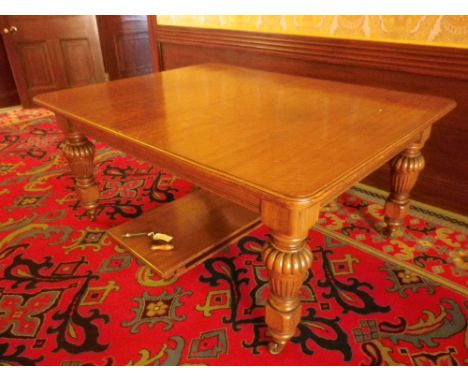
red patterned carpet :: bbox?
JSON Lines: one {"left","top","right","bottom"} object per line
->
{"left": 0, "top": 108, "right": 467, "bottom": 365}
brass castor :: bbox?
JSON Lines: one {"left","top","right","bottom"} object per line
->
{"left": 86, "top": 209, "right": 97, "bottom": 221}
{"left": 268, "top": 341, "right": 285, "bottom": 355}
{"left": 382, "top": 217, "right": 403, "bottom": 238}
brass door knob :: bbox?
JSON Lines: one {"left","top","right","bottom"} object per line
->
{"left": 2, "top": 26, "right": 18, "bottom": 35}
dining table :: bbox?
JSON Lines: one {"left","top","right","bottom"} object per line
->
{"left": 34, "top": 63, "right": 456, "bottom": 355}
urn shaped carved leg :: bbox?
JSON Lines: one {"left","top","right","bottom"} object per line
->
{"left": 260, "top": 200, "right": 318, "bottom": 355}
{"left": 57, "top": 115, "right": 99, "bottom": 220}
{"left": 384, "top": 129, "right": 430, "bottom": 236}
{"left": 262, "top": 235, "right": 312, "bottom": 354}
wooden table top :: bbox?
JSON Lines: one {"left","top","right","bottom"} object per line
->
{"left": 34, "top": 64, "right": 455, "bottom": 206}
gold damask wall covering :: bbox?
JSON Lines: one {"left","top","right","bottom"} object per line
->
{"left": 157, "top": 16, "right": 468, "bottom": 48}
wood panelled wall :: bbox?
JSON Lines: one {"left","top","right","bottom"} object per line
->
{"left": 151, "top": 25, "right": 468, "bottom": 216}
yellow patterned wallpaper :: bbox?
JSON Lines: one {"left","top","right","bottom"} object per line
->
{"left": 157, "top": 15, "right": 468, "bottom": 49}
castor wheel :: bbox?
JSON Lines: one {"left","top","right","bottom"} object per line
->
{"left": 86, "top": 208, "right": 97, "bottom": 222}
{"left": 268, "top": 341, "right": 285, "bottom": 355}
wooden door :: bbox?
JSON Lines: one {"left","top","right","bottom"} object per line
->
{"left": 0, "top": 37, "right": 19, "bottom": 108}
{"left": 96, "top": 16, "right": 152, "bottom": 80}
{"left": 0, "top": 16, "right": 105, "bottom": 107}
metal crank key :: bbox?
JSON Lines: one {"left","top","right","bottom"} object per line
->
{"left": 121, "top": 231, "right": 174, "bottom": 251}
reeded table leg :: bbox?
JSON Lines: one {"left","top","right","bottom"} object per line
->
{"left": 260, "top": 200, "right": 318, "bottom": 355}
{"left": 57, "top": 115, "right": 99, "bottom": 220}
{"left": 384, "top": 128, "right": 431, "bottom": 236}
{"left": 262, "top": 233, "right": 312, "bottom": 354}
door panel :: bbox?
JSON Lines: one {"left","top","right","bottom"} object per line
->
{"left": 60, "top": 39, "right": 95, "bottom": 86}
{"left": 0, "top": 37, "right": 19, "bottom": 107}
{"left": 1, "top": 16, "right": 105, "bottom": 107}
{"left": 115, "top": 31, "right": 151, "bottom": 77}
{"left": 97, "top": 16, "right": 152, "bottom": 80}
{"left": 19, "top": 41, "right": 56, "bottom": 90}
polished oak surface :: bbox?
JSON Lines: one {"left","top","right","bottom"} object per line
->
{"left": 34, "top": 64, "right": 455, "bottom": 206}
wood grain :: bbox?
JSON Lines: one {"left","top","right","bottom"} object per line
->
{"left": 150, "top": 25, "right": 468, "bottom": 215}
{"left": 34, "top": 64, "right": 455, "bottom": 209}
{"left": 108, "top": 189, "right": 260, "bottom": 279}
{"left": 154, "top": 25, "right": 468, "bottom": 81}
{"left": 97, "top": 16, "right": 152, "bottom": 80}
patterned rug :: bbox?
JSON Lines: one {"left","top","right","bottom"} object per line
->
{"left": 0, "top": 109, "right": 467, "bottom": 366}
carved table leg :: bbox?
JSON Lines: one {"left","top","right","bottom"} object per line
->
{"left": 262, "top": 233, "right": 312, "bottom": 354}
{"left": 260, "top": 201, "right": 318, "bottom": 354}
{"left": 57, "top": 115, "right": 99, "bottom": 220}
{"left": 384, "top": 128, "right": 430, "bottom": 236}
